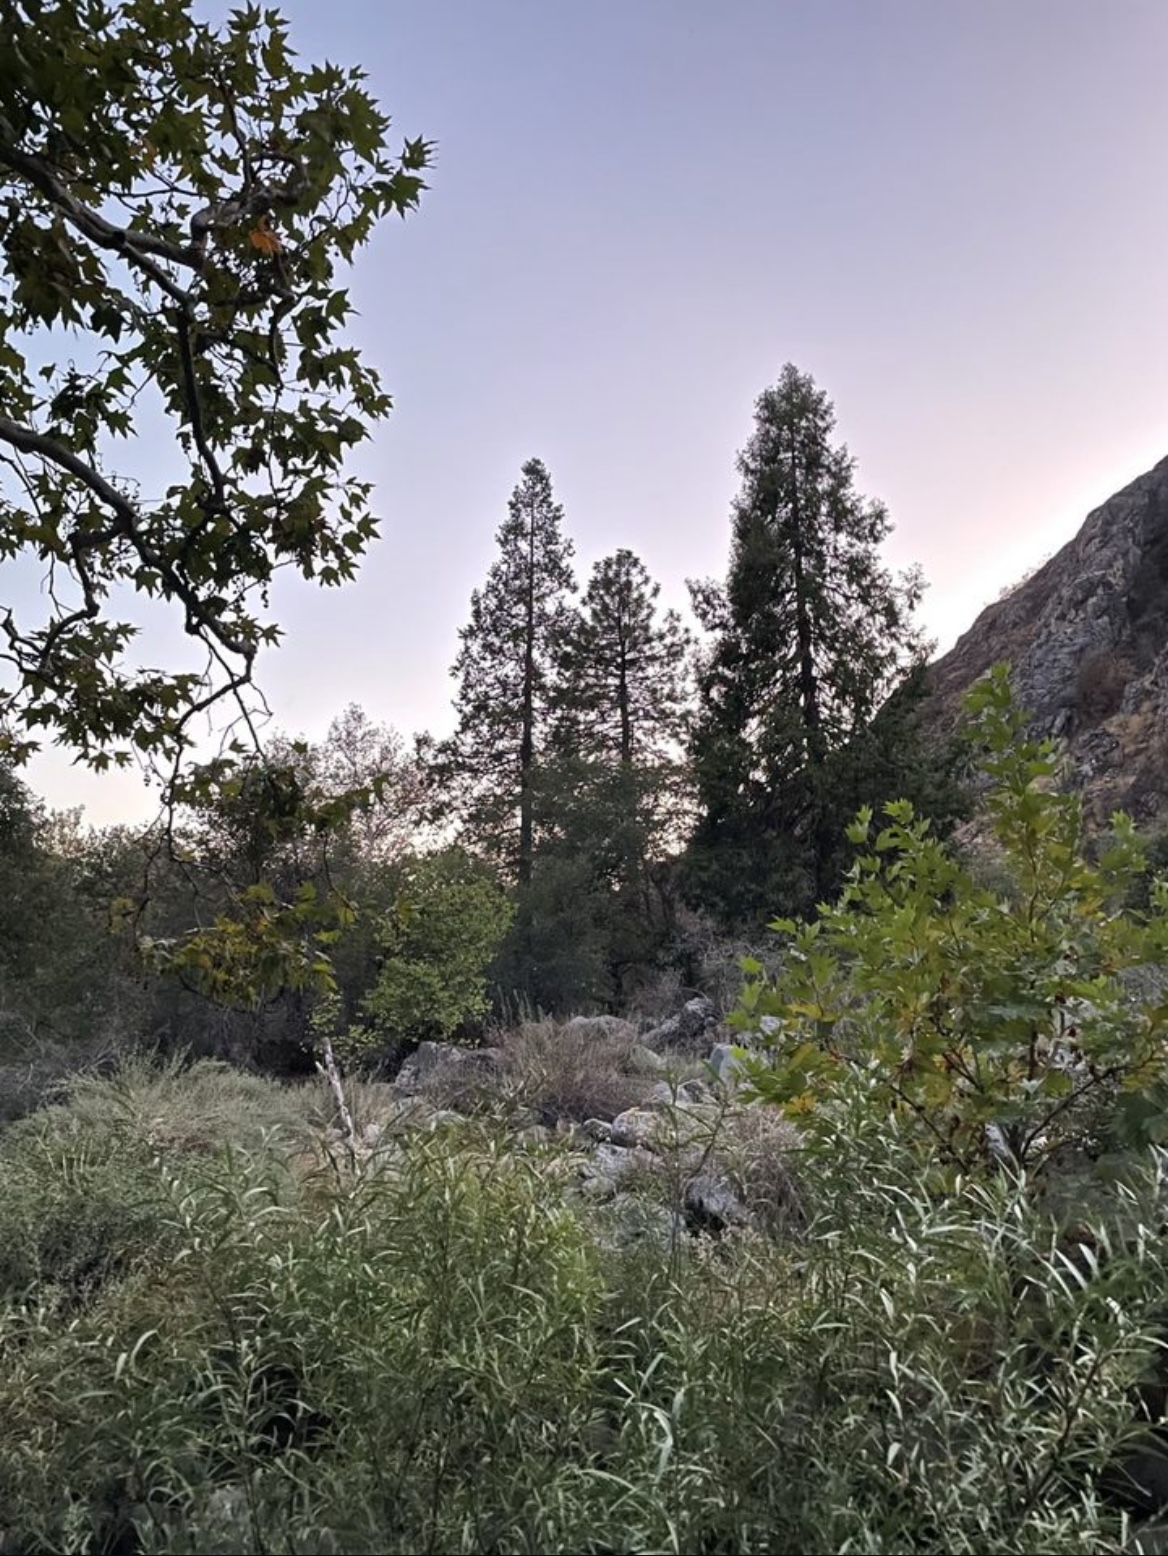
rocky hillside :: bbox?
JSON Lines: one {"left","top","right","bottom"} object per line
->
{"left": 926, "top": 453, "right": 1168, "bottom": 828}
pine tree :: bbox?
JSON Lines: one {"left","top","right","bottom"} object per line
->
{"left": 558, "top": 549, "right": 693, "bottom": 768}
{"left": 539, "top": 550, "right": 695, "bottom": 1001}
{"left": 442, "top": 458, "right": 575, "bottom": 885}
{"left": 687, "top": 364, "right": 928, "bottom": 924}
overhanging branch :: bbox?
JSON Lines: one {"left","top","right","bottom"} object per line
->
{"left": 0, "top": 413, "right": 253, "bottom": 665}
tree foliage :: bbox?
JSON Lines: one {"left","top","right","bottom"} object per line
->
{"left": 347, "top": 848, "right": 513, "bottom": 1051}
{"left": 440, "top": 457, "right": 575, "bottom": 884}
{"left": 0, "top": 0, "right": 429, "bottom": 778}
{"left": 737, "top": 666, "right": 1168, "bottom": 1178}
{"left": 687, "top": 364, "right": 928, "bottom": 924}
{"left": 0, "top": 770, "right": 140, "bottom": 1047}
{"left": 0, "top": 0, "right": 430, "bottom": 1006}
{"left": 530, "top": 549, "right": 695, "bottom": 1005}
{"left": 557, "top": 548, "right": 692, "bottom": 769}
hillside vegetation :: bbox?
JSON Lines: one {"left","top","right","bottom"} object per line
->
{"left": 3, "top": 675, "right": 1168, "bottom": 1554}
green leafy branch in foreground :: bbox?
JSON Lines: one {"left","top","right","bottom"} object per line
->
{"left": 0, "top": 0, "right": 430, "bottom": 776}
{"left": 735, "top": 664, "right": 1168, "bottom": 1176}
{"left": 2, "top": 1060, "right": 1167, "bottom": 1553}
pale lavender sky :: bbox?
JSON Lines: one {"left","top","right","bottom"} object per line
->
{"left": 22, "top": 0, "right": 1168, "bottom": 822}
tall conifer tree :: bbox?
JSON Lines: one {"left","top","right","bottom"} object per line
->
{"left": 687, "top": 364, "right": 927, "bottom": 924}
{"left": 536, "top": 549, "right": 694, "bottom": 1000}
{"left": 443, "top": 458, "right": 575, "bottom": 884}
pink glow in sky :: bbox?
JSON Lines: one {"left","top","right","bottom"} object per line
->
{"left": 17, "top": 0, "right": 1168, "bottom": 823}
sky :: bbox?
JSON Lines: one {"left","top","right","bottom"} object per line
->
{"left": 16, "top": 0, "right": 1168, "bottom": 824}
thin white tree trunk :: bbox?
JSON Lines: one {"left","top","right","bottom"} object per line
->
{"left": 316, "top": 1031, "right": 358, "bottom": 1158}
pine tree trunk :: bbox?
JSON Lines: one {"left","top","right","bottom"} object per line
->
{"left": 788, "top": 433, "right": 831, "bottom": 899}
{"left": 518, "top": 504, "right": 536, "bottom": 887}
{"left": 616, "top": 624, "right": 643, "bottom": 894}
{"left": 617, "top": 629, "right": 632, "bottom": 768}
{"left": 788, "top": 437, "right": 823, "bottom": 768}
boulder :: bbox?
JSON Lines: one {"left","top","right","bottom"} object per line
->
{"left": 580, "top": 1173, "right": 618, "bottom": 1202}
{"left": 610, "top": 1101, "right": 721, "bottom": 1153}
{"left": 608, "top": 1106, "right": 661, "bottom": 1150}
{"left": 580, "top": 1142, "right": 659, "bottom": 1191}
{"left": 644, "top": 1078, "right": 713, "bottom": 1107}
{"left": 589, "top": 1192, "right": 683, "bottom": 1253}
{"left": 680, "top": 1077, "right": 716, "bottom": 1104}
{"left": 625, "top": 1043, "right": 668, "bottom": 1076}
{"left": 709, "top": 1042, "right": 750, "bottom": 1088}
{"left": 684, "top": 1172, "right": 752, "bottom": 1233}
{"left": 641, "top": 996, "right": 717, "bottom": 1053}
{"left": 394, "top": 1041, "right": 501, "bottom": 1096}
{"left": 561, "top": 1015, "right": 639, "bottom": 1044}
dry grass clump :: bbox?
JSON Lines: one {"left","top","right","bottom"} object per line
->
{"left": 369, "top": 1018, "right": 653, "bottom": 1126}
{"left": 714, "top": 1105, "right": 806, "bottom": 1234}
{"left": 403, "top": 1049, "right": 508, "bottom": 1116}
{"left": 495, "top": 1018, "right": 654, "bottom": 1125}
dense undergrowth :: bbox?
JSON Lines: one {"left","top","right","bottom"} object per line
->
{"left": 6, "top": 673, "right": 1168, "bottom": 1553}
{"left": 1, "top": 1058, "right": 1167, "bottom": 1555}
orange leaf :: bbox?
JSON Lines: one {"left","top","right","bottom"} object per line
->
{"left": 249, "top": 217, "right": 282, "bottom": 256}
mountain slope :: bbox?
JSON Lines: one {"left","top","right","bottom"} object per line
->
{"left": 926, "top": 454, "right": 1168, "bottom": 827}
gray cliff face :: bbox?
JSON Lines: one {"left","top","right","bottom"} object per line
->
{"left": 926, "top": 454, "right": 1168, "bottom": 827}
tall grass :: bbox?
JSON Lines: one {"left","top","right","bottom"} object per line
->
{"left": 0, "top": 1063, "right": 1164, "bottom": 1553}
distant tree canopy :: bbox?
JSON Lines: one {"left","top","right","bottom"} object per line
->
{"left": 0, "top": 0, "right": 429, "bottom": 784}
{"left": 428, "top": 390, "right": 967, "bottom": 1011}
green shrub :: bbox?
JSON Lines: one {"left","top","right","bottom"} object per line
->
{"left": 0, "top": 1077, "right": 1162, "bottom": 1553}
{"left": 736, "top": 665, "right": 1168, "bottom": 1177}
{"left": 0, "top": 1127, "right": 620, "bottom": 1554}
{"left": 347, "top": 848, "right": 514, "bottom": 1054}
{"left": 28, "top": 1053, "right": 317, "bottom": 1154}
{"left": 0, "top": 1057, "right": 312, "bottom": 1304}
{"left": 577, "top": 1109, "right": 1167, "bottom": 1554}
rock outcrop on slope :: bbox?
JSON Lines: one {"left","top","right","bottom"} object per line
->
{"left": 926, "top": 454, "right": 1168, "bottom": 828}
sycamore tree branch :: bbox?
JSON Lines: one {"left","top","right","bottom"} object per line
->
{"left": 0, "top": 413, "right": 254, "bottom": 666}
{"left": 0, "top": 123, "right": 197, "bottom": 306}
{"left": 175, "top": 312, "right": 227, "bottom": 511}
{"left": 0, "top": 112, "right": 308, "bottom": 307}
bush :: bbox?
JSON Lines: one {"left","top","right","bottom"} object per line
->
{"left": 652, "top": 904, "right": 787, "bottom": 1017}
{"left": 578, "top": 1109, "right": 1168, "bottom": 1555}
{"left": 28, "top": 1053, "right": 316, "bottom": 1154}
{"left": 0, "top": 1128, "right": 617, "bottom": 1555}
{"left": 0, "top": 1057, "right": 313, "bottom": 1304}
{"left": 737, "top": 666, "right": 1168, "bottom": 1178}
{"left": 1076, "top": 647, "right": 1130, "bottom": 723}
{"left": 348, "top": 848, "right": 513, "bottom": 1055}
{"left": 0, "top": 1054, "right": 1163, "bottom": 1553}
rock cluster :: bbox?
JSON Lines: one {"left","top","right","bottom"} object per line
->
{"left": 329, "top": 999, "right": 798, "bottom": 1255}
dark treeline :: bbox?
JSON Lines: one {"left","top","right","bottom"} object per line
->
{"left": 0, "top": 365, "right": 970, "bottom": 1095}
